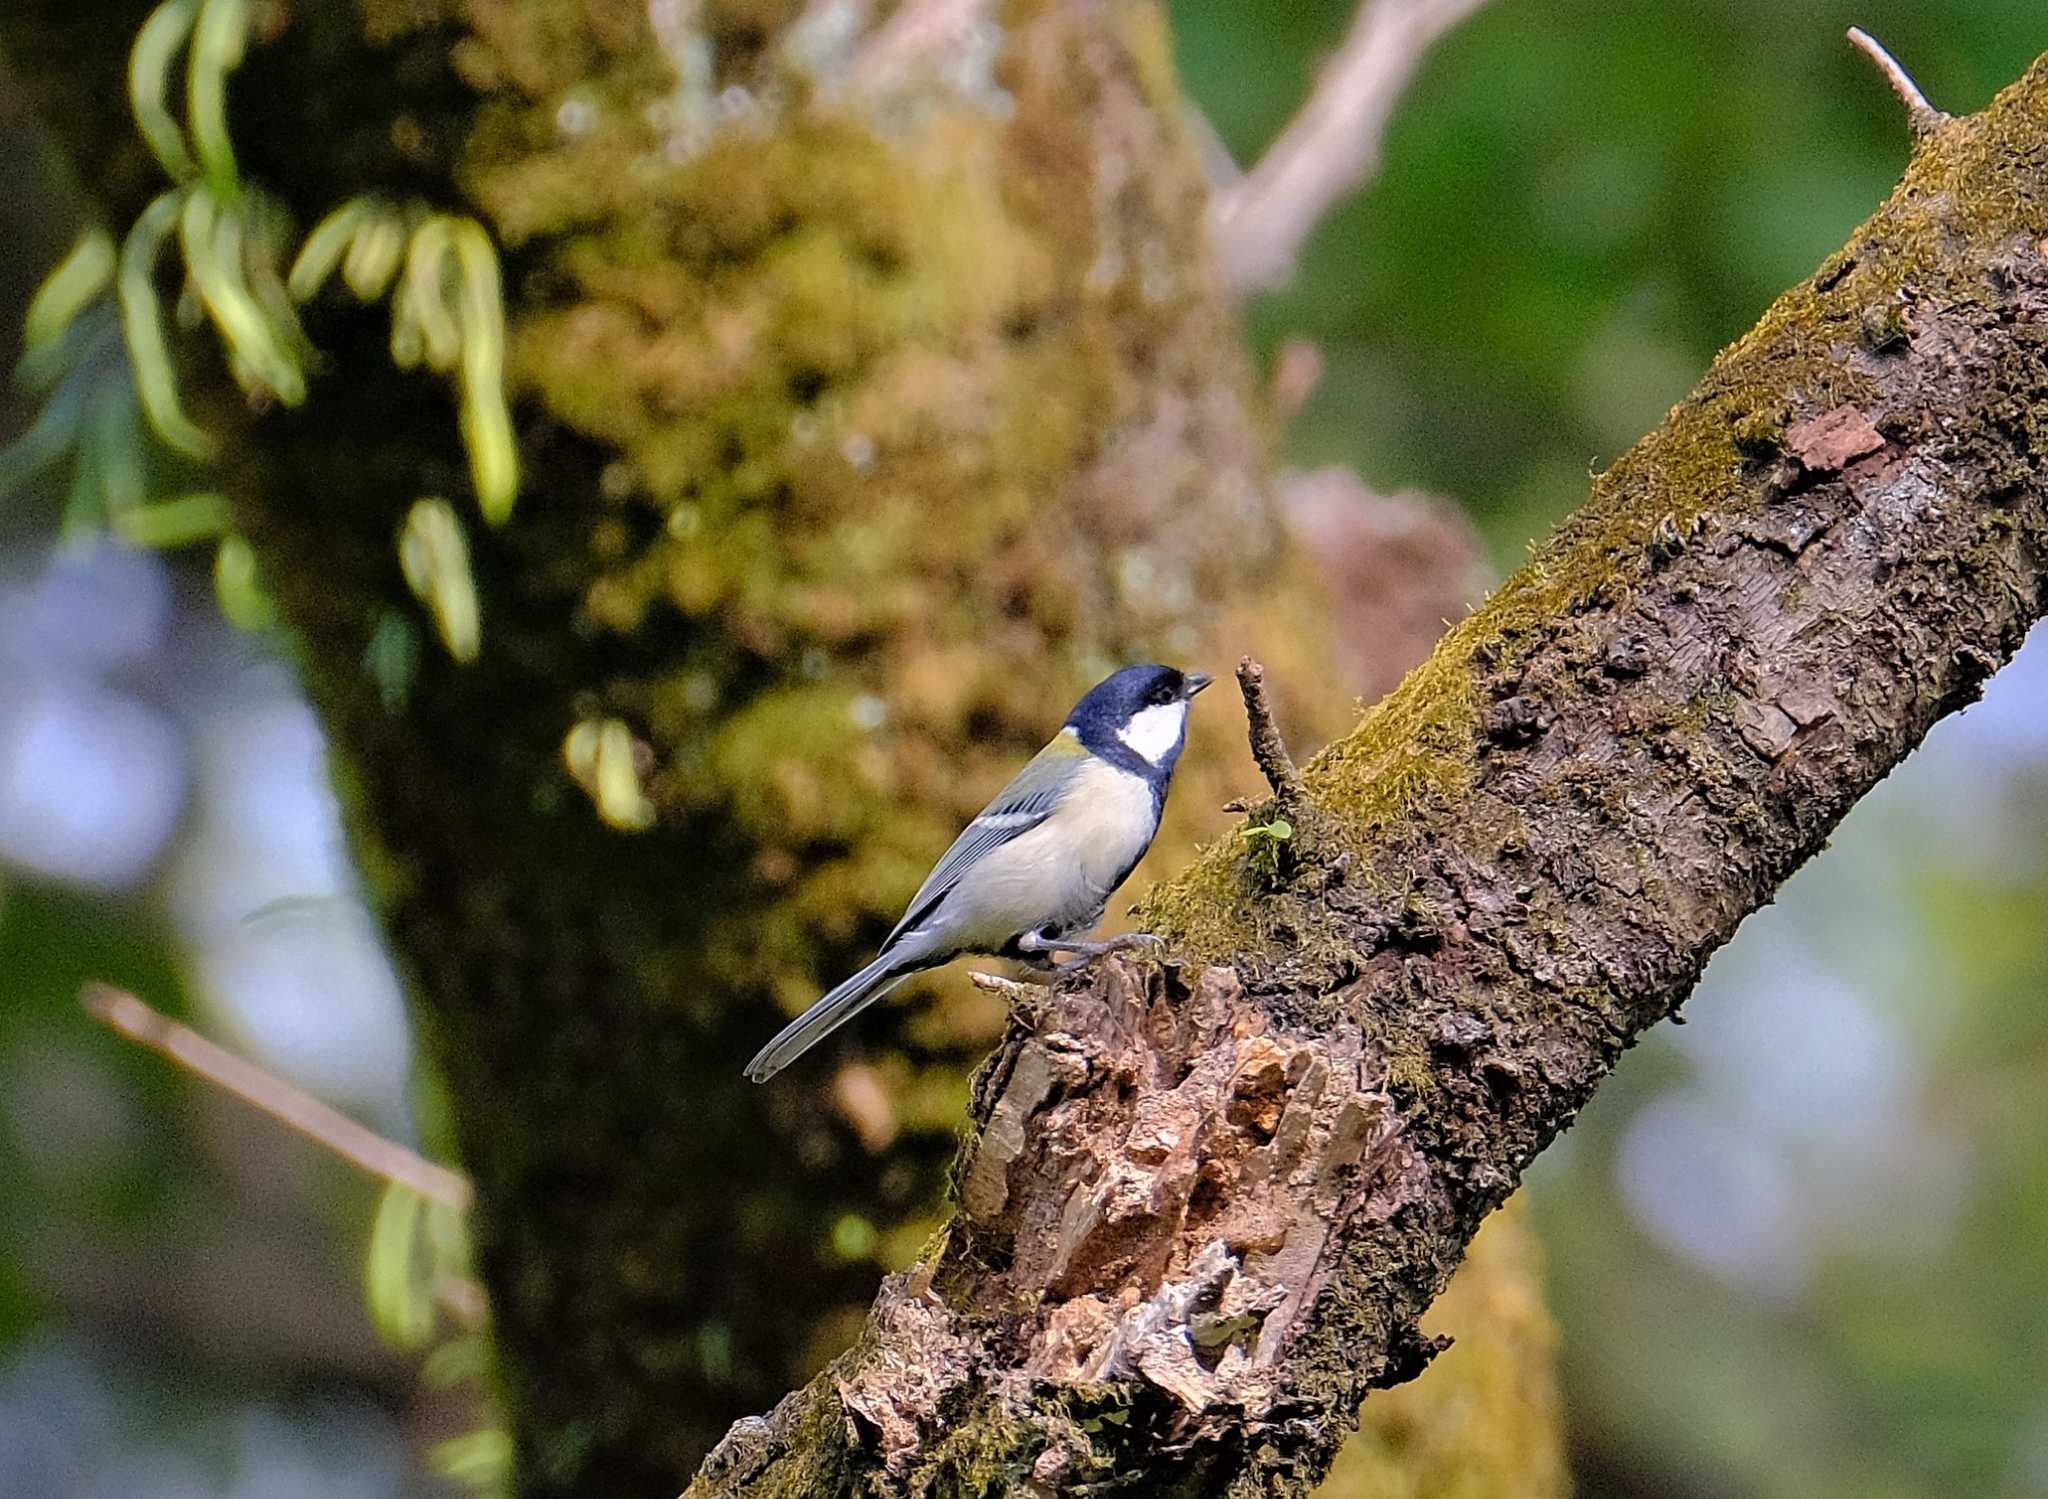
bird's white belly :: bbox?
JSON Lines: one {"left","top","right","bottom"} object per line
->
{"left": 939, "top": 758, "right": 1156, "bottom": 950}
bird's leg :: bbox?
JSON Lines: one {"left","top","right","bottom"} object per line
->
{"left": 1005, "top": 929, "right": 1066, "bottom": 984}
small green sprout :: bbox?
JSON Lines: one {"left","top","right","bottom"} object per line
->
{"left": 1242, "top": 816, "right": 1293, "bottom": 877}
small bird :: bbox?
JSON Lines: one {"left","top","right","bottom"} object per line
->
{"left": 745, "top": 663, "right": 1213, "bottom": 1082}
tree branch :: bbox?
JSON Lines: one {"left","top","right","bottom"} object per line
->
{"left": 82, "top": 982, "right": 475, "bottom": 1211}
{"left": 1212, "top": 0, "right": 1491, "bottom": 291}
{"left": 689, "top": 50, "right": 2048, "bottom": 1497}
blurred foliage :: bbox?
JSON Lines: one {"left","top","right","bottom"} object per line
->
{"left": 1326, "top": 1198, "right": 1569, "bottom": 1499}
{"left": 1526, "top": 758, "right": 2048, "bottom": 1498}
{"left": 0, "top": 882, "right": 188, "bottom": 1347}
{"left": 1174, "top": 0, "right": 2045, "bottom": 559}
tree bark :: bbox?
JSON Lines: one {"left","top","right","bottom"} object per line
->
{"left": 1, "top": 1, "right": 1559, "bottom": 1495}
{"left": 683, "top": 51, "right": 2048, "bottom": 1497}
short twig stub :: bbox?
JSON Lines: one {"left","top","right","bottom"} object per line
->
{"left": 1847, "top": 27, "right": 1948, "bottom": 138}
{"left": 1236, "top": 656, "right": 1304, "bottom": 806}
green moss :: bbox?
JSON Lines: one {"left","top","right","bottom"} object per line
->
{"left": 1379, "top": 1037, "right": 1438, "bottom": 1107}
{"left": 1134, "top": 830, "right": 1262, "bottom": 962}
{"left": 917, "top": 1411, "right": 1045, "bottom": 1498}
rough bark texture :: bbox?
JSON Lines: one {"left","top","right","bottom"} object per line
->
{"left": 1313, "top": 1198, "right": 1563, "bottom": 1499}
{"left": 1, "top": 1, "right": 1553, "bottom": 1495}
{"left": 683, "top": 52, "right": 2048, "bottom": 1497}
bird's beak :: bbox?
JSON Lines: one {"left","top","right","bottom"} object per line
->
{"left": 1184, "top": 672, "right": 1214, "bottom": 699}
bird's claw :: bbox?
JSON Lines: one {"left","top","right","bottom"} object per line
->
{"left": 1046, "top": 931, "right": 1164, "bottom": 976}
{"left": 1072, "top": 931, "right": 1165, "bottom": 956}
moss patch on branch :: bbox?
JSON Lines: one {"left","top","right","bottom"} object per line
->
{"left": 1146, "top": 51, "right": 2048, "bottom": 974}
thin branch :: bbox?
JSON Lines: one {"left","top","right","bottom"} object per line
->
{"left": 1847, "top": 27, "right": 1948, "bottom": 137}
{"left": 1236, "top": 655, "right": 1303, "bottom": 806}
{"left": 1180, "top": 102, "right": 1245, "bottom": 191}
{"left": 81, "top": 982, "right": 475, "bottom": 1211}
{"left": 1267, "top": 338, "right": 1324, "bottom": 428}
{"left": 1212, "top": 0, "right": 1490, "bottom": 291}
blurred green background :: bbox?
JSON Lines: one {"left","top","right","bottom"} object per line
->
{"left": 1, "top": 2, "right": 2043, "bottom": 1495}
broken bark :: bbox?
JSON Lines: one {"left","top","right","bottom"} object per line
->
{"left": 687, "top": 51, "right": 2048, "bottom": 1497}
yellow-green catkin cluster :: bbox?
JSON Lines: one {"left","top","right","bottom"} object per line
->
{"left": 8, "top": 0, "right": 521, "bottom": 660}
{"left": 290, "top": 198, "right": 521, "bottom": 524}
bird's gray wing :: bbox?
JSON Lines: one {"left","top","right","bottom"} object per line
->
{"left": 885, "top": 732, "right": 1087, "bottom": 944}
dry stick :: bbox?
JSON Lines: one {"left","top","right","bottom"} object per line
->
{"left": 968, "top": 971, "right": 1039, "bottom": 1003}
{"left": 1236, "top": 655, "right": 1304, "bottom": 809}
{"left": 1212, "top": 0, "right": 1491, "bottom": 291}
{"left": 1847, "top": 27, "right": 1948, "bottom": 137}
{"left": 80, "top": 982, "right": 475, "bottom": 1212}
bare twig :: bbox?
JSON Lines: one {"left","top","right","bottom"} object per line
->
{"left": 1236, "top": 656, "right": 1303, "bottom": 806}
{"left": 1847, "top": 27, "right": 1948, "bottom": 137}
{"left": 1180, "top": 102, "right": 1246, "bottom": 191}
{"left": 850, "top": 0, "right": 990, "bottom": 90}
{"left": 1212, "top": 0, "right": 1490, "bottom": 291}
{"left": 968, "top": 970, "right": 1040, "bottom": 1003}
{"left": 81, "top": 982, "right": 474, "bottom": 1211}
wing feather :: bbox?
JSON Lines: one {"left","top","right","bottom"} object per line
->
{"left": 886, "top": 733, "right": 1084, "bottom": 942}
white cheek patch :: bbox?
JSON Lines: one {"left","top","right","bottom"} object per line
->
{"left": 1117, "top": 701, "right": 1187, "bottom": 765}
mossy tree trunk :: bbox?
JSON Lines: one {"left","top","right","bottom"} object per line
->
{"left": 680, "top": 49, "right": 2048, "bottom": 1499}
{"left": 3, "top": 1, "right": 1565, "bottom": 1495}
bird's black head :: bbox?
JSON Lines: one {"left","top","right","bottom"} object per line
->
{"left": 1065, "top": 664, "right": 1213, "bottom": 778}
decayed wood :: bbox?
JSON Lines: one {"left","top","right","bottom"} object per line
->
{"left": 689, "top": 51, "right": 2048, "bottom": 1497}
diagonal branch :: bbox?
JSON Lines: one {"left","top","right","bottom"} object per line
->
{"left": 1213, "top": 0, "right": 1491, "bottom": 291}
{"left": 83, "top": 982, "right": 475, "bottom": 1211}
{"left": 689, "top": 50, "right": 2048, "bottom": 1498}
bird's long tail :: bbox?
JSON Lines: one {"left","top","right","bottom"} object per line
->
{"left": 744, "top": 939, "right": 936, "bottom": 1083}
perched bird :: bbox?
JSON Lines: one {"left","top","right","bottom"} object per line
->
{"left": 745, "top": 663, "right": 1213, "bottom": 1082}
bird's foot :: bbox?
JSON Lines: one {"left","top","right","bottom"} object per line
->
{"left": 1013, "top": 929, "right": 1163, "bottom": 981}
{"left": 1021, "top": 931, "right": 1164, "bottom": 977}
{"left": 1053, "top": 931, "right": 1164, "bottom": 960}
